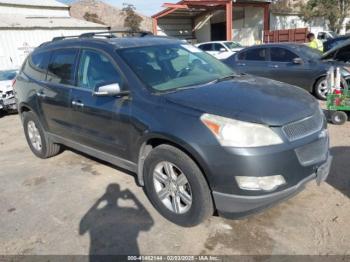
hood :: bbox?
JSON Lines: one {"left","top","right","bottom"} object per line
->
{"left": 322, "top": 39, "right": 350, "bottom": 60}
{"left": 0, "top": 80, "right": 13, "bottom": 93}
{"left": 164, "top": 75, "right": 319, "bottom": 126}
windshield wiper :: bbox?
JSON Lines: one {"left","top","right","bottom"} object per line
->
{"left": 214, "top": 73, "right": 238, "bottom": 83}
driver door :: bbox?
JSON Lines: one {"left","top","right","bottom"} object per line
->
{"left": 70, "top": 48, "right": 131, "bottom": 159}
{"left": 267, "top": 47, "right": 311, "bottom": 89}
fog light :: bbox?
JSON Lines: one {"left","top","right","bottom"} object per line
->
{"left": 235, "top": 175, "right": 286, "bottom": 191}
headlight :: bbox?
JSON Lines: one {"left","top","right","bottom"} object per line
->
{"left": 235, "top": 175, "right": 286, "bottom": 191}
{"left": 200, "top": 113, "right": 283, "bottom": 147}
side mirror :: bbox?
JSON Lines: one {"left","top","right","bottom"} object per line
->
{"left": 93, "top": 83, "right": 123, "bottom": 96}
{"left": 293, "top": 58, "right": 303, "bottom": 65}
{"left": 219, "top": 48, "right": 226, "bottom": 53}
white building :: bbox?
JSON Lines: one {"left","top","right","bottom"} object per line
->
{"left": 0, "top": 0, "right": 108, "bottom": 70}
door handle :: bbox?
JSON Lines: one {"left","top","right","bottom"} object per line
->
{"left": 269, "top": 64, "right": 279, "bottom": 68}
{"left": 36, "top": 91, "right": 46, "bottom": 98}
{"left": 72, "top": 100, "right": 84, "bottom": 107}
{"left": 236, "top": 63, "right": 246, "bottom": 66}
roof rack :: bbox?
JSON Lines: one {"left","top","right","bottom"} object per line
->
{"left": 51, "top": 30, "right": 153, "bottom": 42}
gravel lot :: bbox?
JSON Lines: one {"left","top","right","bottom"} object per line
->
{"left": 0, "top": 108, "right": 349, "bottom": 256}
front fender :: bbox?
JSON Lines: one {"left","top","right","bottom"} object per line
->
{"left": 135, "top": 132, "right": 212, "bottom": 187}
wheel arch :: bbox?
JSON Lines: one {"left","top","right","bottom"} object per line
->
{"left": 136, "top": 134, "right": 211, "bottom": 189}
{"left": 18, "top": 103, "right": 34, "bottom": 120}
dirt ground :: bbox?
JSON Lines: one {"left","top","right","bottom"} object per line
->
{"left": 0, "top": 107, "right": 349, "bottom": 256}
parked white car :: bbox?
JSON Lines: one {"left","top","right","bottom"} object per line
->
{"left": 316, "top": 31, "right": 338, "bottom": 42}
{"left": 0, "top": 69, "right": 18, "bottom": 113}
{"left": 196, "top": 41, "right": 244, "bottom": 60}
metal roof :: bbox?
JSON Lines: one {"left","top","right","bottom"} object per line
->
{"left": 0, "top": 0, "right": 68, "bottom": 8}
{"left": 0, "top": 14, "right": 108, "bottom": 29}
{"left": 153, "top": 0, "right": 271, "bottom": 18}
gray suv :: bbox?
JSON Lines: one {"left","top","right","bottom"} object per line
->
{"left": 14, "top": 32, "right": 332, "bottom": 226}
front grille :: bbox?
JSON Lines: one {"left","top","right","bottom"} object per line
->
{"left": 295, "top": 136, "right": 328, "bottom": 166}
{"left": 282, "top": 111, "right": 323, "bottom": 141}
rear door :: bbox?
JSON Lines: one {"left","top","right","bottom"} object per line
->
{"left": 41, "top": 48, "right": 78, "bottom": 137}
{"left": 69, "top": 48, "right": 131, "bottom": 159}
{"left": 267, "top": 47, "right": 311, "bottom": 88}
{"left": 234, "top": 47, "right": 270, "bottom": 77}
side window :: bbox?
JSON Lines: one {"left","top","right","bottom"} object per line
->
{"left": 239, "top": 48, "right": 268, "bottom": 61}
{"left": 318, "top": 32, "right": 326, "bottom": 40}
{"left": 198, "top": 44, "right": 213, "bottom": 51}
{"left": 213, "top": 43, "right": 225, "bottom": 51}
{"left": 270, "top": 47, "right": 298, "bottom": 62}
{"left": 23, "top": 51, "right": 51, "bottom": 81}
{"left": 77, "top": 49, "right": 122, "bottom": 90}
{"left": 47, "top": 49, "right": 78, "bottom": 85}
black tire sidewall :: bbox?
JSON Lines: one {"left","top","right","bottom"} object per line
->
{"left": 23, "top": 111, "right": 48, "bottom": 158}
{"left": 144, "top": 145, "right": 212, "bottom": 227}
{"left": 331, "top": 111, "right": 348, "bottom": 125}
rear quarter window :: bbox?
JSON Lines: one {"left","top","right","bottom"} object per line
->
{"left": 23, "top": 51, "right": 51, "bottom": 81}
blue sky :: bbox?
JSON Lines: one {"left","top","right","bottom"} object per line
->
{"left": 60, "top": 0, "right": 165, "bottom": 16}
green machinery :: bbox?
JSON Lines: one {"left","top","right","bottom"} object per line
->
{"left": 326, "top": 67, "right": 350, "bottom": 125}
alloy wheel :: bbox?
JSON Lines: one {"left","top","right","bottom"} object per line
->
{"left": 153, "top": 161, "right": 192, "bottom": 214}
{"left": 317, "top": 79, "right": 328, "bottom": 99}
{"left": 27, "top": 120, "right": 42, "bottom": 152}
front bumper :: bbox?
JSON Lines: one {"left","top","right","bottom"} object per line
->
{"left": 213, "top": 154, "right": 332, "bottom": 218}
{"left": 0, "top": 97, "right": 17, "bottom": 111}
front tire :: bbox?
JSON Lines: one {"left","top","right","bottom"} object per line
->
{"left": 143, "top": 144, "right": 213, "bottom": 227}
{"left": 22, "top": 111, "right": 61, "bottom": 159}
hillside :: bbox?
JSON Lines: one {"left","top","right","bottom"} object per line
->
{"left": 69, "top": 0, "right": 152, "bottom": 31}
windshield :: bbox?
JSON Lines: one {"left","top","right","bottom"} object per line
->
{"left": 118, "top": 44, "right": 234, "bottom": 92}
{"left": 299, "top": 45, "right": 323, "bottom": 60}
{"left": 224, "top": 41, "right": 242, "bottom": 50}
{"left": 0, "top": 70, "right": 17, "bottom": 81}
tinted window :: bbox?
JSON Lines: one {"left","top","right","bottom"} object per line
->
{"left": 23, "top": 51, "right": 51, "bottom": 81}
{"left": 270, "top": 47, "right": 298, "bottom": 62}
{"left": 77, "top": 49, "right": 122, "bottom": 90}
{"left": 238, "top": 48, "right": 268, "bottom": 61}
{"left": 299, "top": 45, "right": 322, "bottom": 60}
{"left": 213, "top": 43, "right": 225, "bottom": 51}
{"left": 198, "top": 44, "right": 213, "bottom": 51}
{"left": 318, "top": 32, "right": 326, "bottom": 40}
{"left": 47, "top": 49, "right": 77, "bottom": 85}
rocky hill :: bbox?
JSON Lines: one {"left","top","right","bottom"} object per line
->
{"left": 69, "top": 0, "right": 152, "bottom": 31}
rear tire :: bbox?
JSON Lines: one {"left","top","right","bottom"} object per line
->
{"left": 143, "top": 144, "right": 213, "bottom": 227}
{"left": 22, "top": 111, "right": 61, "bottom": 159}
{"left": 314, "top": 77, "right": 328, "bottom": 100}
{"left": 331, "top": 111, "right": 348, "bottom": 125}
